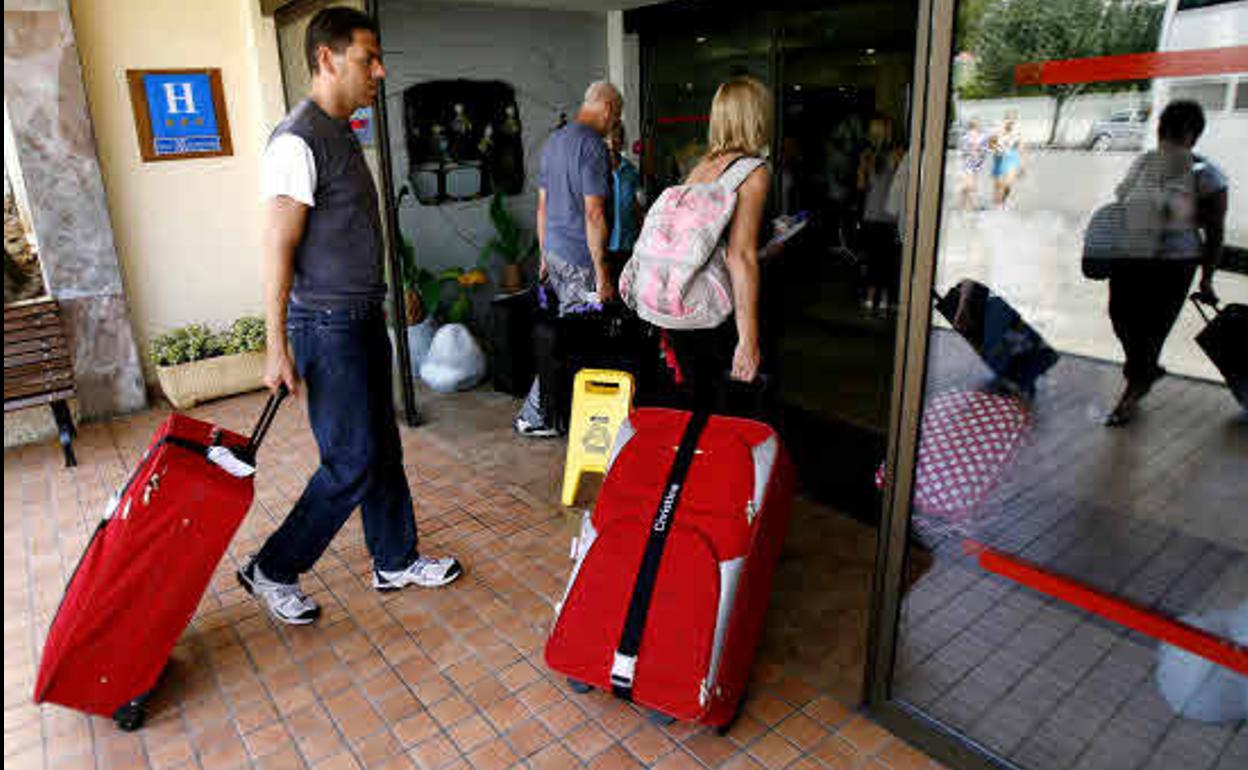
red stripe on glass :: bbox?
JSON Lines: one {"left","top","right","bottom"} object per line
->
{"left": 1014, "top": 46, "right": 1248, "bottom": 86}
{"left": 964, "top": 540, "right": 1248, "bottom": 675}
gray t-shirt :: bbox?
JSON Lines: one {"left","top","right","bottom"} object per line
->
{"left": 537, "top": 122, "right": 610, "bottom": 268}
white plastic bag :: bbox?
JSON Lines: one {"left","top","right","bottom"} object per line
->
{"left": 406, "top": 318, "right": 438, "bottom": 374}
{"left": 419, "top": 323, "right": 486, "bottom": 392}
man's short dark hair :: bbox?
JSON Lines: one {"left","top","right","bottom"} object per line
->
{"left": 1158, "top": 99, "right": 1205, "bottom": 143}
{"left": 305, "top": 7, "right": 379, "bottom": 76}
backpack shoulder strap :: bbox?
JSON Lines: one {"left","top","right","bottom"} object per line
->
{"left": 717, "top": 155, "right": 767, "bottom": 192}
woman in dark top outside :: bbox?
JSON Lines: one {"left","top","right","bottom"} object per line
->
{"left": 1105, "top": 100, "right": 1227, "bottom": 426}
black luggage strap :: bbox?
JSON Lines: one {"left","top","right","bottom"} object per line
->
{"left": 610, "top": 410, "right": 710, "bottom": 701}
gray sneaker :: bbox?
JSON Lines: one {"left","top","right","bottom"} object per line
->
{"left": 374, "top": 555, "right": 463, "bottom": 591}
{"left": 237, "top": 558, "right": 321, "bottom": 625}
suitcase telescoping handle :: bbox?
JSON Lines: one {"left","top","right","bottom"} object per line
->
{"left": 242, "top": 384, "right": 289, "bottom": 462}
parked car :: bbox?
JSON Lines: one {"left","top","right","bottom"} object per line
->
{"left": 1086, "top": 108, "right": 1150, "bottom": 151}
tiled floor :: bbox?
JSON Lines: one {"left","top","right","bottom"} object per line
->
{"left": 4, "top": 387, "right": 946, "bottom": 770}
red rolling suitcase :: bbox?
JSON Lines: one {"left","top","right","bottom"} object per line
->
{"left": 33, "top": 390, "right": 286, "bottom": 731}
{"left": 544, "top": 408, "right": 795, "bottom": 731}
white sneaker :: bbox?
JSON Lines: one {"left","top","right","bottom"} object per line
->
{"left": 237, "top": 558, "right": 321, "bottom": 625}
{"left": 374, "top": 555, "right": 464, "bottom": 591}
{"left": 514, "top": 416, "right": 559, "bottom": 438}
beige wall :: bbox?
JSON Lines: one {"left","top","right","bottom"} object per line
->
{"left": 69, "top": 0, "right": 284, "bottom": 380}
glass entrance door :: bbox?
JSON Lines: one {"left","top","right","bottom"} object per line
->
{"left": 870, "top": 0, "right": 1248, "bottom": 767}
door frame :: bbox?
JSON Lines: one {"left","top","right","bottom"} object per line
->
{"left": 863, "top": 0, "right": 1015, "bottom": 766}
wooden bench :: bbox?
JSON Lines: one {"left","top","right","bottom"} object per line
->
{"left": 4, "top": 297, "right": 77, "bottom": 466}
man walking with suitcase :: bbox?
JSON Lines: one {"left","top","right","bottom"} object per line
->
{"left": 240, "top": 7, "right": 461, "bottom": 625}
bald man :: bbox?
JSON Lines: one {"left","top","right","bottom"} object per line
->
{"left": 514, "top": 81, "right": 623, "bottom": 437}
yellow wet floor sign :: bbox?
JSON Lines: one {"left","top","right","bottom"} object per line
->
{"left": 562, "top": 369, "right": 635, "bottom": 507}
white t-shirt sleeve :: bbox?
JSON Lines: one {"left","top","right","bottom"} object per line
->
{"left": 260, "top": 133, "right": 317, "bottom": 206}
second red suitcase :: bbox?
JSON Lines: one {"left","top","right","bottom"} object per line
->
{"left": 544, "top": 407, "right": 795, "bottom": 730}
{"left": 33, "top": 390, "right": 285, "bottom": 731}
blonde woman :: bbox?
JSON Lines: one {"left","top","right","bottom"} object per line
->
{"left": 665, "top": 76, "right": 772, "bottom": 408}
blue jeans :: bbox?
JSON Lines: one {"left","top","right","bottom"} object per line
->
{"left": 256, "top": 302, "right": 417, "bottom": 583}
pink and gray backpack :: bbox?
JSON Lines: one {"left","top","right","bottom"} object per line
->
{"left": 620, "top": 156, "right": 766, "bottom": 329}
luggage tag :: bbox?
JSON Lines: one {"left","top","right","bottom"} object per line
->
{"left": 207, "top": 446, "right": 257, "bottom": 479}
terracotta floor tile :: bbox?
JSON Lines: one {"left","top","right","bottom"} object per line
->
{"left": 745, "top": 732, "right": 802, "bottom": 770}
{"left": 412, "top": 676, "right": 456, "bottom": 709}
{"left": 535, "top": 699, "right": 587, "bottom": 738}
{"left": 773, "top": 714, "right": 827, "bottom": 752}
{"left": 723, "top": 715, "right": 767, "bottom": 748}
{"left": 564, "top": 722, "right": 613, "bottom": 761}
{"left": 801, "top": 698, "right": 851, "bottom": 732}
{"left": 235, "top": 699, "right": 281, "bottom": 734}
{"left": 834, "top": 717, "right": 890, "bottom": 757}
{"left": 683, "top": 732, "right": 740, "bottom": 768}
{"left": 516, "top": 680, "right": 563, "bottom": 714}
{"left": 465, "top": 738, "right": 519, "bottom": 770}
{"left": 408, "top": 735, "right": 460, "bottom": 770}
{"left": 587, "top": 744, "right": 644, "bottom": 770}
{"left": 464, "top": 676, "right": 509, "bottom": 711}
{"left": 873, "top": 739, "right": 929, "bottom": 770}
{"left": 498, "top": 661, "right": 542, "bottom": 693}
{"left": 147, "top": 732, "right": 195, "bottom": 769}
{"left": 394, "top": 713, "right": 442, "bottom": 749}
{"left": 245, "top": 720, "right": 294, "bottom": 759}
{"left": 622, "top": 724, "right": 677, "bottom": 764}
{"left": 483, "top": 696, "right": 531, "bottom": 734}
{"left": 377, "top": 689, "right": 425, "bottom": 725}
{"left": 355, "top": 730, "right": 406, "bottom": 770}
{"left": 810, "top": 736, "right": 859, "bottom": 770}
{"left": 528, "top": 742, "right": 581, "bottom": 770}
{"left": 505, "top": 718, "right": 555, "bottom": 759}
{"left": 718, "top": 753, "right": 766, "bottom": 770}
{"left": 649, "top": 750, "right": 703, "bottom": 770}
{"left": 255, "top": 746, "right": 309, "bottom": 770}
{"left": 448, "top": 715, "right": 497, "bottom": 753}
{"left": 743, "top": 695, "right": 794, "bottom": 728}
{"left": 429, "top": 694, "right": 476, "bottom": 729}
{"left": 770, "top": 678, "right": 819, "bottom": 709}
{"left": 593, "top": 702, "right": 646, "bottom": 740}
{"left": 313, "top": 751, "right": 364, "bottom": 770}
{"left": 329, "top": 688, "right": 386, "bottom": 743}
{"left": 446, "top": 658, "right": 490, "bottom": 690}
{"left": 288, "top": 705, "right": 347, "bottom": 764}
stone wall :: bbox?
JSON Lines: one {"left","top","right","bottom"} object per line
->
{"left": 3, "top": 0, "right": 146, "bottom": 424}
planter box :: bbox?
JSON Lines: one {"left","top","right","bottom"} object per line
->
{"left": 156, "top": 351, "right": 265, "bottom": 409}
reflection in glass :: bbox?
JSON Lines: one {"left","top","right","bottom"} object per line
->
{"left": 891, "top": 0, "right": 1247, "bottom": 768}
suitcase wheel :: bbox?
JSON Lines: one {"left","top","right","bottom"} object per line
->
{"left": 713, "top": 690, "right": 748, "bottom": 737}
{"left": 113, "top": 700, "right": 146, "bottom": 732}
{"left": 567, "top": 678, "right": 594, "bottom": 695}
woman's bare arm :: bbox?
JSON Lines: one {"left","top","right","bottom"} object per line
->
{"left": 724, "top": 165, "right": 771, "bottom": 381}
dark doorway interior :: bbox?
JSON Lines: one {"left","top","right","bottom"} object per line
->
{"left": 629, "top": 0, "right": 919, "bottom": 524}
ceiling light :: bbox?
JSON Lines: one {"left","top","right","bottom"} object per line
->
{"left": 696, "top": 36, "right": 708, "bottom": 44}
{"left": 865, "top": 48, "right": 876, "bottom": 55}
{"left": 793, "top": 84, "right": 803, "bottom": 92}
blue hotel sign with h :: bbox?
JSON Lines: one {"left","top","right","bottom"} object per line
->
{"left": 127, "top": 69, "right": 232, "bottom": 162}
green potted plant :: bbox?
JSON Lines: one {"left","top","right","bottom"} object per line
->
{"left": 149, "top": 316, "right": 266, "bottom": 409}
{"left": 479, "top": 192, "right": 538, "bottom": 293}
